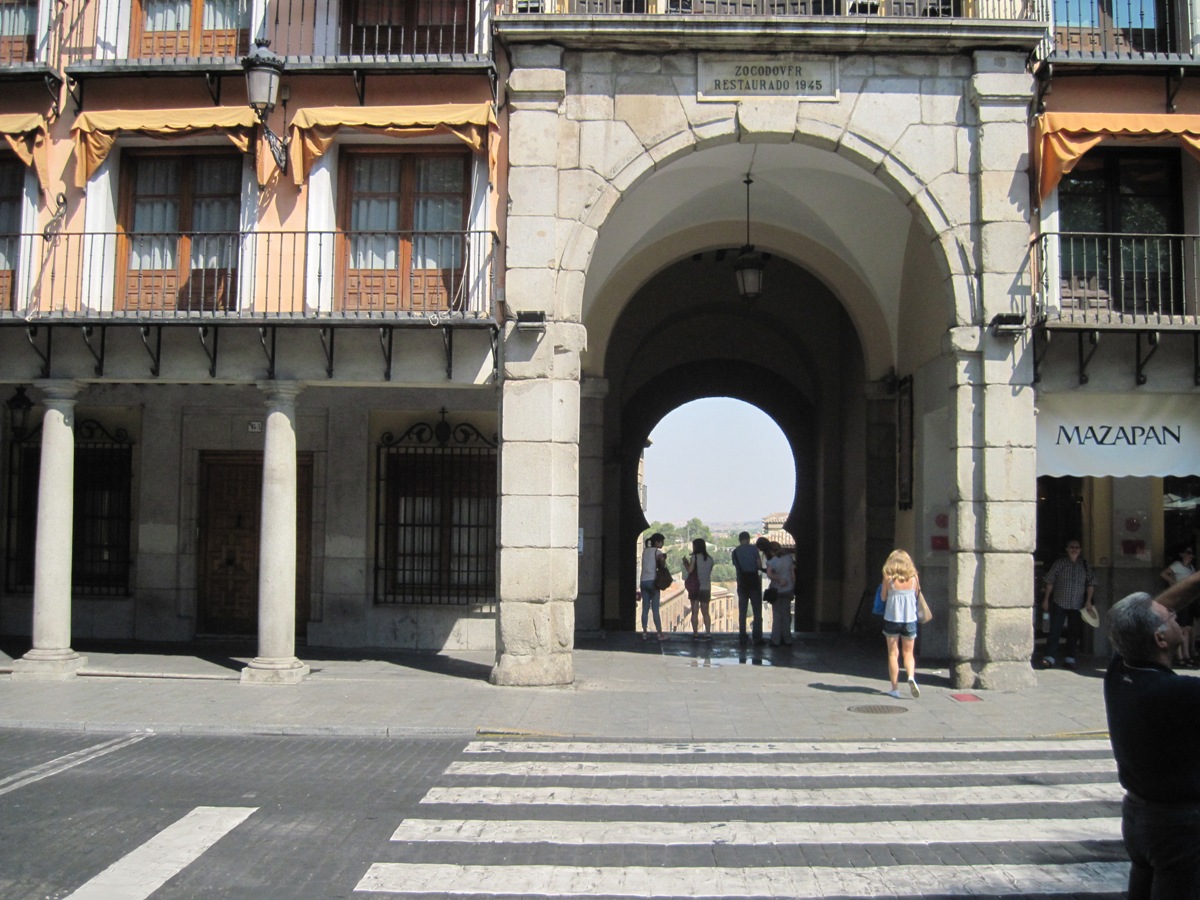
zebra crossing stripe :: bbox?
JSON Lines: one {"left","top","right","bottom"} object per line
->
{"left": 447, "top": 757, "right": 1115, "bottom": 778}
{"left": 0, "top": 735, "right": 147, "bottom": 798}
{"left": 354, "top": 861, "right": 1130, "bottom": 896}
{"left": 466, "top": 739, "right": 1115, "bottom": 756}
{"left": 64, "top": 806, "right": 257, "bottom": 900}
{"left": 421, "top": 781, "right": 1123, "bottom": 808}
{"left": 388, "top": 816, "right": 1121, "bottom": 845}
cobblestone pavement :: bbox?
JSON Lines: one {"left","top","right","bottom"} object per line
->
{"left": 0, "top": 729, "right": 1127, "bottom": 899}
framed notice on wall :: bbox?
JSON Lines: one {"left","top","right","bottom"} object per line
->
{"left": 898, "top": 376, "right": 913, "bottom": 510}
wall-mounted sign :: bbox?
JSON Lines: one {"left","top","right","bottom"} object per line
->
{"left": 697, "top": 56, "right": 838, "bottom": 102}
{"left": 1037, "top": 393, "right": 1200, "bottom": 477}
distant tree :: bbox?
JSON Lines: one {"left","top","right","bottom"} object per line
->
{"left": 644, "top": 521, "right": 679, "bottom": 545}
{"left": 684, "top": 517, "right": 712, "bottom": 545}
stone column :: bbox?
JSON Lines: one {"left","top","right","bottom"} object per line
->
{"left": 14, "top": 381, "right": 87, "bottom": 679}
{"left": 492, "top": 47, "right": 581, "bottom": 686}
{"left": 241, "top": 382, "right": 309, "bottom": 685}
{"left": 947, "top": 54, "right": 1038, "bottom": 690}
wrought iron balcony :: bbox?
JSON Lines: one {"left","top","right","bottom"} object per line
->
{"left": 1037, "top": 231, "right": 1200, "bottom": 326}
{"left": 62, "top": 0, "right": 487, "bottom": 72}
{"left": 1042, "top": 0, "right": 1193, "bottom": 60}
{"left": 0, "top": 229, "right": 497, "bottom": 321}
{"left": 497, "top": 0, "right": 1039, "bottom": 19}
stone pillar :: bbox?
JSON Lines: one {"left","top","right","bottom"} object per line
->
{"left": 492, "top": 46, "right": 581, "bottom": 686}
{"left": 241, "top": 382, "right": 309, "bottom": 685}
{"left": 492, "top": 330, "right": 583, "bottom": 686}
{"left": 14, "top": 381, "right": 87, "bottom": 679}
{"left": 947, "top": 54, "right": 1038, "bottom": 690}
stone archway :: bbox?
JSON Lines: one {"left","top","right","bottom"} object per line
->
{"left": 497, "top": 45, "right": 1038, "bottom": 689}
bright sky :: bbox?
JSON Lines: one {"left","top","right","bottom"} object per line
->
{"left": 643, "top": 397, "right": 795, "bottom": 526}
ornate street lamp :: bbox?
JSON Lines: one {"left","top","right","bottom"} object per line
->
{"left": 242, "top": 36, "right": 289, "bottom": 175}
{"left": 6, "top": 385, "right": 32, "bottom": 439}
{"left": 733, "top": 175, "right": 764, "bottom": 300}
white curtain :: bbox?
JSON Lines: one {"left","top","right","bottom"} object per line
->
{"left": 130, "top": 158, "right": 179, "bottom": 271}
{"left": 349, "top": 156, "right": 399, "bottom": 269}
{"left": 0, "top": 0, "right": 35, "bottom": 37}
{"left": 189, "top": 157, "right": 241, "bottom": 269}
{"left": 143, "top": 0, "right": 191, "bottom": 33}
{"left": 398, "top": 494, "right": 437, "bottom": 586}
{"left": 413, "top": 156, "right": 462, "bottom": 269}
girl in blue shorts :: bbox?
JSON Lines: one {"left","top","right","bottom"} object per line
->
{"left": 880, "top": 548, "right": 921, "bottom": 699}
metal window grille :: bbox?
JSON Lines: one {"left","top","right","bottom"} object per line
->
{"left": 4, "top": 420, "right": 134, "bottom": 596}
{"left": 375, "top": 412, "right": 496, "bottom": 605}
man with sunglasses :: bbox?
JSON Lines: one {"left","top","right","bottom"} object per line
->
{"left": 1104, "top": 568, "right": 1200, "bottom": 899}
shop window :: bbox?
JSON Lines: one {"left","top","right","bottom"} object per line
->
{"left": 374, "top": 416, "right": 496, "bottom": 605}
{"left": 1164, "top": 476, "right": 1200, "bottom": 557}
{"left": 117, "top": 152, "right": 242, "bottom": 312}
{"left": 132, "top": 0, "right": 249, "bottom": 58}
{"left": 340, "top": 0, "right": 473, "bottom": 56}
{"left": 339, "top": 150, "right": 468, "bottom": 313}
{"left": 0, "top": 156, "right": 23, "bottom": 312}
{"left": 1058, "top": 148, "right": 1182, "bottom": 315}
{"left": 0, "top": 0, "right": 36, "bottom": 64}
{"left": 4, "top": 422, "right": 134, "bottom": 595}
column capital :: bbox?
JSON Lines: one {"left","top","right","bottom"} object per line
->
{"left": 257, "top": 381, "right": 305, "bottom": 408}
{"left": 34, "top": 379, "right": 82, "bottom": 406}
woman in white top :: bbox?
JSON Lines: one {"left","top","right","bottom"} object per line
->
{"left": 639, "top": 533, "right": 667, "bottom": 641}
{"left": 683, "top": 538, "right": 716, "bottom": 638}
{"left": 1161, "top": 546, "right": 1196, "bottom": 666}
{"left": 880, "top": 548, "right": 921, "bottom": 699}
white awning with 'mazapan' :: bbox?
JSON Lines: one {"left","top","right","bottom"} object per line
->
{"left": 1037, "top": 393, "right": 1200, "bottom": 477}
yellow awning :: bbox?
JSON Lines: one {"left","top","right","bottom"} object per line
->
{"left": 1035, "top": 112, "right": 1200, "bottom": 201}
{"left": 0, "top": 113, "right": 49, "bottom": 196}
{"left": 72, "top": 107, "right": 259, "bottom": 187}
{"left": 287, "top": 102, "right": 499, "bottom": 185}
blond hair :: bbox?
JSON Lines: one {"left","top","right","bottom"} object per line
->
{"left": 882, "top": 549, "right": 917, "bottom": 582}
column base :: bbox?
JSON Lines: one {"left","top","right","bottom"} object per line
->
{"left": 11, "top": 649, "right": 88, "bottom": 680}
{"left": 490, "top": 651, "right": 573, "bottom": 686}
{"left": 952, "top": 659, "right": 1037, "bottom": 690}
{"left": 240, "top": 657, "right": 310, "bottom": 685}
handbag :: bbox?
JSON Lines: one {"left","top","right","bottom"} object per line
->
{"left": 917, "top": 590, "right": 933, "bottom": 624}
{"left": 654, "top": 561, "right": 673, "bottom": 591}
{"left": 763, "top": 586, "right": 778, "bottom": 605}
{"left": 684, "top": 565, "right": 700, "bottom": 598}
{"left": 872, "top": 584, "right": 885, "bottom": 616}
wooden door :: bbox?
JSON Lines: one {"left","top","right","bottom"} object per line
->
{"left": 197, "top": 451, "right": 312, "bottom": 638}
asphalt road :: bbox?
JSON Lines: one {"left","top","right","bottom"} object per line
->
{"left": 0, "top": 729, "right": 466, "bottom": 900}
{"left": 0, "top": 728, "right": 1127, "bottom": 900}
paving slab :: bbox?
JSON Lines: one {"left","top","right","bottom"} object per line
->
{"left": 0, "top": 633, "right": 1110, "bottom": 741}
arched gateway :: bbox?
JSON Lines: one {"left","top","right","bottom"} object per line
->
{"left": 492, "top": 39, "right": 1040, "bottom": 692}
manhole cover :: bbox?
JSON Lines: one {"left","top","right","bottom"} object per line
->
{"left": 848, "top": 704, "right": 909, "bottom": 715}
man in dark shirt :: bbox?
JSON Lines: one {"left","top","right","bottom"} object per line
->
{"left": 1040, "top": 539, "right": 1095, "bottom": 669}
{"left": 731, "top": 532, "right": 763, "bottom": 644}
{"left": 1104, "top": 568, "right": 1200, "bottom": 899}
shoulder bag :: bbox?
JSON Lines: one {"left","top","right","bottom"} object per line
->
{"left": 872, "top": 584, "right": 886, "bottom": 616}
{"left": 684, "top": 562, "right": 700, "bottom": 599}
{"left": 917, "top": 578, "right": 933, "bottom": 624}
{"left": 654, "top": 558, "right": 673, "bottom": 591}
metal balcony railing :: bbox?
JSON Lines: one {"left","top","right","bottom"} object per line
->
{"left": 62, "top": 0, "right": 484, "bottom": 69}
{"left": 1037, "top": 231, "right": 1200, "bottom": 326}
{"left": 1046, "top": 0, "right": 1187, "bottom": 58}
{"left": 0, "top": 0, "right": 65, "bottom": 71}
{"left": 498, "top": 0, "right": 1040, "bottom": 19}
{"left": 0, "top": 229, "right": 497, "bottom": 320}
